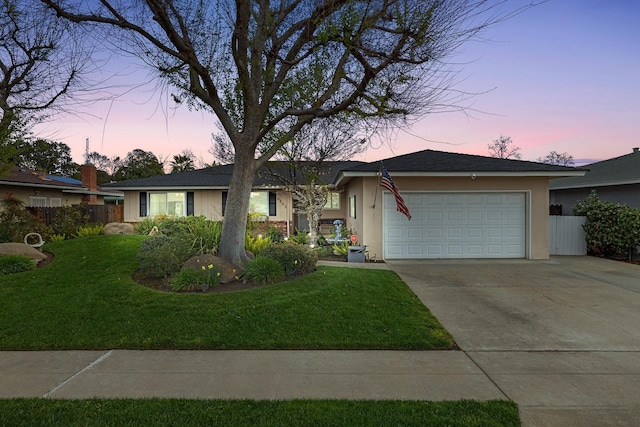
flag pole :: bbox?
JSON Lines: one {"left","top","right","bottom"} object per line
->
{"left": 372, "top": 161, "right": 383, "bottom": 208}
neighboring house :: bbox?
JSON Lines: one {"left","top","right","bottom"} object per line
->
{"left": 0, "top": 164, "right": 123, "bottom": 208}
{"left": 550, "top": 147, "right": 640, "bottom": 214}
{"left": 103, "top": 149, "right": 584, "bottom": 260}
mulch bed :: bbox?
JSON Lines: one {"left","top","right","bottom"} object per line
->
{"left": 37, "top": 252, "right": 55, "bottom": 267}
{"left": 131, "top": 270, "right": 272, "bottom": 294}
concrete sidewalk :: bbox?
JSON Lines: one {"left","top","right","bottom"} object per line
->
{"left": 0, "top": 350, "right": 503, "bottom": 401}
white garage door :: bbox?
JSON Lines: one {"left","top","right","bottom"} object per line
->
{"left": 383, "top": 192, "right": 526, "bottom": 259}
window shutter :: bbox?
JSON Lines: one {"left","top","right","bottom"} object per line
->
{"left": 269, "top": 191, "right": 276, "bottom": 216}
{"left": 186, "top": 192, "right": 194, "bottom": 216}
{"left": 139, "top": 192, "right": 147, "bottom": 217}
{"left": 222, "top": 191, "right": 227, "bottom": 216}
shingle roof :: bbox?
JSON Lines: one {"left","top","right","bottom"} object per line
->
{"left": 103, "top": 149, "right": 586, "bottom": 189}
{"left": 1, "top": 167, "right": 71, "bottom": 187}
{"left": 102, "top": 161, "right": 366, "bottom": 189}
{"left": 343, "top": 149, "right": 584, "bottom": 173}
{"left": 0, "top": 166, "right": 122, "bottom": 197}
{"left": 550, "top": 148, "right": 640, "bottom": 189}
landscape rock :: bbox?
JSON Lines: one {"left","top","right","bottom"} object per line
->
{"left": 0, "top": 243, "right": 47, "bottom": 264}
{"left": 104, "top": 222, "right": 135, "bottom": 235}
{"left": 182, "top": 254, "right": 241, "bottom": 284}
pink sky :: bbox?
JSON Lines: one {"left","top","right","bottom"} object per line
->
{"left": 35, "top": 0, "right": 640, "bottom": 167}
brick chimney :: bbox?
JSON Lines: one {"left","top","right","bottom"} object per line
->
{"left": 81, "top": 163, "right": 99, "bottom": 205}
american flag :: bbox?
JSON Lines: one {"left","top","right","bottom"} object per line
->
{"left": 381, "top": 165, "right": 411, "bottom": 220}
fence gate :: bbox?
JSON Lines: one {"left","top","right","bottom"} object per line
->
{"left": 549, "top": 216, "right": 586, "bottom": 255}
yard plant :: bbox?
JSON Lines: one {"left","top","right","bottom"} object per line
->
{"left": 0, "top": 255, "right": 34, "bottom": 275}
{"left": 0, "top": 235, "right": 453, "bottom": 350}
{"left": 574, "top": 191, "right": 640, "bottom": 257}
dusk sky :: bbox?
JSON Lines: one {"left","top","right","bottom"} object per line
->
{"left": 35, "top": 0, "right": 640, "bottom": 167}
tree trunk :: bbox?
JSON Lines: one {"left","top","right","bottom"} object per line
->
{"left": 217, "top": 148, "right": 256, "bottom": 266}
{"left": 306, "top": 206, "right": 322, "bottom": 246}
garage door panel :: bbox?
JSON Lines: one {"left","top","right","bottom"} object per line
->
{"left": 407, "top": 245, "right": 424, "bottom": 256}
{"left": 428, "top": 211, "right": 443, "bottom": 221}
{"left": 447, "top": 194, "right": 463, "bottom": 204}
{"left": 384, "top": 192, "right": 526, "bottom": 259}
{"left": 447, "top": 228, "right": 463, "bottom": 238}
{"left": 467, "top": 244, "right": 483, "bottom": 255}
{"left": 467, "top": 228, "right": 483, "bottom": 238}
{"left": 467, "top": 211, "right": 482, "bottom": 221}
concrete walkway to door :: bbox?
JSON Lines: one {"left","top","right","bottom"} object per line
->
{"left": 387, "top": 256, "right": 640, "bottom": 426}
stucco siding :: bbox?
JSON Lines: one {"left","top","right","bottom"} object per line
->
{"left": 354, "top": 176, "right": 551, "bottom": 260}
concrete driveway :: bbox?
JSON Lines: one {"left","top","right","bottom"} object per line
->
{"left": 388, "top": 256, "right": 640, "bottom": 426}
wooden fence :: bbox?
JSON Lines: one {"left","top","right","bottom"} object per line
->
{"left": 27, "top": 205, "right": 124, "bottom": 226}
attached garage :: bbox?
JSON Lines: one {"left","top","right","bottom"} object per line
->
{"left": 383, "top": 192, "right": 527, "bottom": 259}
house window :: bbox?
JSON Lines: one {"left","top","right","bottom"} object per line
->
{"left": 249, "top": 191, "right": 277, "bottom": 217}
{"left": 28, "top": 196, "right": 47, "bottom": 207}
{"left": 349, "top": 195, "right": 356, "bottom": 219}
{"left": 149, "top": 192, "right": 186, "bottom": 216}
{"left": 325, "top": 192, "right": 340, "bottom": 209}
{"left": 50, "top": 198, "right": 62, "bottom": 207}
{"left": 222, "top": 191, "right": 276, "bottom": 217}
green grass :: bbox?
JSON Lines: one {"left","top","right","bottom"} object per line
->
{"left": 0, "top": 399, "right": 520, "bottom": 426}
{"left": 0, "top": 235, "right": 453, "bottom": 350}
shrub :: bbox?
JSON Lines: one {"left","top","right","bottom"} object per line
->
{"left": 573, "top": 191, "right": 640, "bottom": 257}
{"left": 134, "top": 217, "right": 157, "bottom": 235}
{"left": 289, "top": 229, "right": 308, "bottom": 244}
{"left": 0, "top": 194, "right": 50, "bottom": 243}
{"left": 50, "top": 206, "right": 89, "bottom": 237}
{"left": 169, "top": 265, "right": 221, "bottom": 292}
{"left": 74, "top": 224, "right": 105, "bottom": 238}
{"left": 137, "top": 235, "right": 197, "bottom": 278}
{"left": 135, "top": 216, "right": 221, "bottom": 254}
{"left": 332, "top": 241, "right": 349, "bottom": 256}
{"left": 183, "top": 217, "right": 222, "bottom": 254}
{"left": 264, "top": 224, "right": 284, "bottom": 243}
{"left": 244, "top": 256, "right": 285, "bottom": 286}
{"left": 261, "top": 241, "right": 318, "bottom": 279}
{"left": 0, "top": 255, "right": 35, "bottom": 275}
{"left": 49, "top": 234, "right": 66, "bottom": 242}
{"left": 245, "top": 233, "right": 271, "bottom": 255}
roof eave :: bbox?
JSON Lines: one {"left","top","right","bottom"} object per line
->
{"left": 551, "top": 178, "right": 640, "bottom": 190}
{"left": 61, "top": 189, "right": 124, "bottom": 197}
{"left": 0, "top": 180, "right": 81, "bottom": 191}
{"left": 334, "top": 170, "right": 586, "bottom": 186}
{"left": 103, "top": 185, "right": 286, "bottom": 191}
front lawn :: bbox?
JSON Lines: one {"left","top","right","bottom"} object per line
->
{"left": 0, "top": 235, "right": 453, "bottom": 350}
{"left": 0, "top": 399, "right": 520, "bottom": 427}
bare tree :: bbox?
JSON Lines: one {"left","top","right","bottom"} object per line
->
{"left": 537, "top": 151, "right": 574, "bottom": 166}
{"left": 488, "top": 135, "right": 522, "bottom": 160}
{"left": 264, "top": 118, "right": 367, "bottom": 246}
{"left": 0, "top": 0, "right": 93, "bottom": 174}
{"left": 42, "top": 0, "right": 533, "bottom": 265}
{"left": 86, "top": 151, "right": 123, "bottom": 183}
